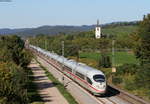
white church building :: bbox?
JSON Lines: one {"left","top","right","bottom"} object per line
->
{"left": 95, "top": 20, "right": 101, "bottom": 39}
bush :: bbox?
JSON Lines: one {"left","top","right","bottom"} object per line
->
{"left": 112, "top": 76, "right": 122, "bottom": 85}
{"left": 115, "top": 64, "right": 139, "bottom": 75}
{"left": 0, "top": 62, "right": 28, "bottom": 104}
{"left": 124, "top": 76, "right": 136, "bottom": 91}
{"left": 19, "top": 49, "right": 33, "bottom": 68}
{"left": 100, "top": 55, "right": 112, "bottom": 68}
{"left": 134, "top": 63, "right": 150, "bottom": 89}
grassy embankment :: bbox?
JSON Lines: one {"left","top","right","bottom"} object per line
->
{"left": 36, "top": 59, "right": 78, "bottom": 104}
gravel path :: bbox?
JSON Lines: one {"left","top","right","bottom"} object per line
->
{"left": 28, "top": 60, "right": 69, "bottom": 104}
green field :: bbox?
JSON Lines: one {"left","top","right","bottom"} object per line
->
{"left": 102, "top": 25, "right": 138, "bottom": 38}
{"left": 79, "top": 51, "right": 139, "bottom": 66}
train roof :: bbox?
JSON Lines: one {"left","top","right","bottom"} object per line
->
{"left": 30, "top": 45, "right": 105, "bottom": 77}
{"left": 57, "top": 56, "right": 68, "bottom": 63}
{"left": 75, "top": 64, "right": 104, "bottom": 77}
{"left": 64, "top": 59, "right": 78, "bottom": 69}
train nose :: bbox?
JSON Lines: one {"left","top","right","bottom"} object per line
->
{"left": 96, "top": 82, "right": 106, "bottom": 89}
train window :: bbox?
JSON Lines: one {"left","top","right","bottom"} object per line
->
{"left": 87, "top": 77, "right": 92, "bottom": 85}
{"left": 93, "top": 74, "right": 105, "bottom": 82}
{"left": 75, "top": 71, "right": 84, "bottom": 80}
{"left": 64, "top": 66, "right": 72, "bottom": 72}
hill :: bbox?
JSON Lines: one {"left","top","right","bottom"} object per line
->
{"left": 0, "top": 21, "right": 139, "bottom": 37}
{"left": 0, "top": 25, "right": 95, "bottom": 36}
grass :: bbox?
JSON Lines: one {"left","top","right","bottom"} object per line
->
{"left": 102, "top": 25, "right": 138, "bottom": 38}
{"left": 27, "top": 68, "right": 44, "bottom": 104}
{"left": 112, "top": 52, "right": 139, "bottom": 66}
{"left": 36, "top": 59, "right": 78, "bottom": 104}
{"left": 79, "top": 51, "right": 139, "bottom": 66}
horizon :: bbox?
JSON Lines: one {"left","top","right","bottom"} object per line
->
{"left": 0, "top": 20, "right": 139, "bottom": 29}
{"left": 0, "top": 0, "right": 149, "bottom": 28}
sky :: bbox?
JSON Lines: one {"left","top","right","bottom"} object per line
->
{"left": 0, "top": 0, "right": 150, "bottom": 28}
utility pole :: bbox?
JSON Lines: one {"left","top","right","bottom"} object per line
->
{"left": 62, "top": 41, "right": 64, "bottom": 57}
{"left": 61, "top": 41, "right": 65, "bottom": 84}
{"left": 112, "top": 39, "right": 116, "bottom": 72}
{"left": 45, "top": 39, "right": 47, "bottom": 50}
{"left": 112, "top": 40, "right": 115, "bottom": 68}
{"left": 111, "top": 39, "right": 116, "bottom": 84}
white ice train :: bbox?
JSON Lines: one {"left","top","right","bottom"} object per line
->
{"left": 30, "top": 45, "right": 107, "bottom": 95}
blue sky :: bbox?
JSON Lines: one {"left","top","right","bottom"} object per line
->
{"left": 0, "top": 0, "right": 150, "bottom": 28}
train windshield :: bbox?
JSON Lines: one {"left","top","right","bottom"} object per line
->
{"left": 93, "top": 74, "right": 105, "bottom": 82}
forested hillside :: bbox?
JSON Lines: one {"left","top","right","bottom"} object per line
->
{"left": 0, "top": 21, "right": 138, "bottom": 37}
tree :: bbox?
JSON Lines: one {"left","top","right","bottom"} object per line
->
{"left": 0, "top": 35, "right": 24, "bottom": 65}
{"left": 0, "top": 62, "right": 28, "bottom": 104}
{"left": 134, "top": 63, "right": 150, "bottom": 98}
{"left": 0, "top": 35, "right": 32, "bottom": 103}
{"left": 98, "top": 39, "right": 111, "bottom": 68}
{"left": 100, "top": 55, "right": 111, "bottom": 68}
{"left": 135, "top": 14, "right": 150, "bottom": 64}
{"left": 0, "top": 35, "right": 32, "bottom": 67}
{"left": 129, "top": 14, "right": 150, "bottom": 98}
{"left": 65, "top": 42, "right": 79, "bottom": 59}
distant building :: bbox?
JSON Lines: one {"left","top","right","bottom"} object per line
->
{"left": 95, "top": 20, "right": 101, "bottom": 39}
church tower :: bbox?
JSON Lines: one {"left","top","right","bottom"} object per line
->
{"left": 95, "top": 20, "right": 101, "bottom": 39}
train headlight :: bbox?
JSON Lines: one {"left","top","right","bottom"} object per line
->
{"left": 96, "top": 85, "right": 100, "bottom": 88}
{"left": 96, "top": 85, "right": 103, "bottom": 89}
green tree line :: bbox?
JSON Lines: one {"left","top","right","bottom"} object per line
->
{"left": 0, "top": 35, "right": 32, "bottom": 104}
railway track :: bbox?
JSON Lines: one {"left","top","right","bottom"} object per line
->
{"left": 34, "top": 52, "right": 149, "bottom": 104}
{"left": 107, "top": 85, "right": 150, "bottom": 104}
{"left": 97, "top": 97, "right": 117, "bottom": 104}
